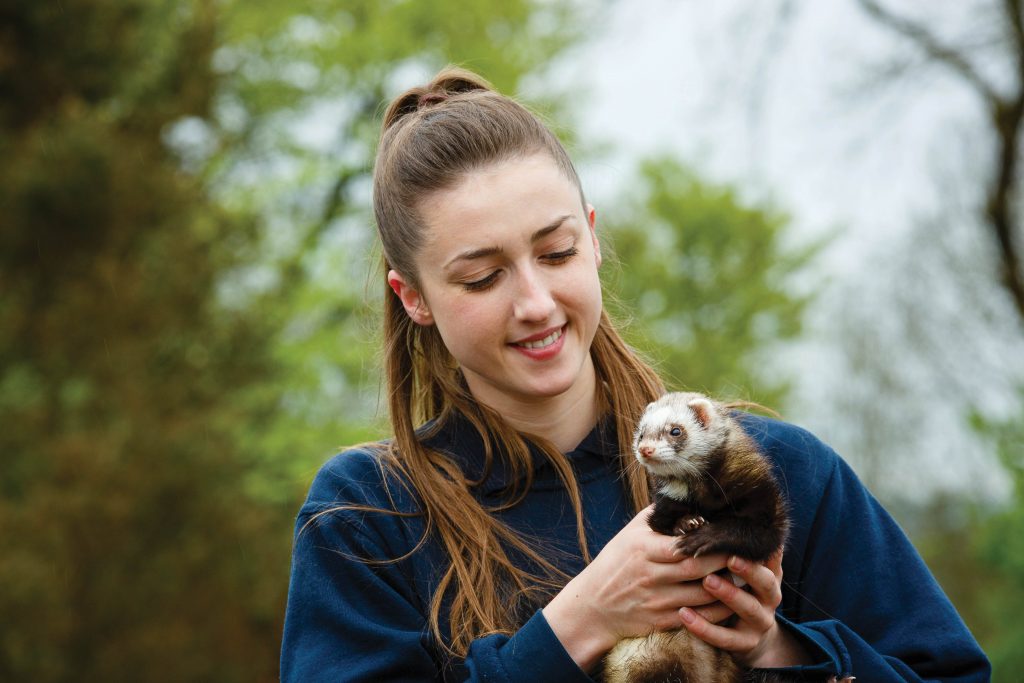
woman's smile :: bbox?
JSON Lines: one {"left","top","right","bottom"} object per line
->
{"left": 510, "top": 324, "right": 567, "bottom": 359}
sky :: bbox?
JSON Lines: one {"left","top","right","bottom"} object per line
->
{"left": 551, "top": 1, "right": 979, "bottom": 259}
{"left": 541, "top": 0, "right": 1022, "bottom": 501}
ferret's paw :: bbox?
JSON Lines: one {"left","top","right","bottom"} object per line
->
{"left": 674, "top": 528, "right": 717, "bottom": 557}
{"left": 673, "top": 516, "right": 706, "bottom": 536}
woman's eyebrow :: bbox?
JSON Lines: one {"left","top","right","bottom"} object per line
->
{"left": 529, "top": 214, "right": 573, "bottom": 243}
{"left": 442, "top": 214, "right": 574, "bottom": 271}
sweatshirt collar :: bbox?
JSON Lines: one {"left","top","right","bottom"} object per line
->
{"left": 420, "top": 410, "right": 619, "bottom": 496}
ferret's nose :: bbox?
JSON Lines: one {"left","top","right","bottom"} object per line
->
{"left": 638, "top": 445, "right": 653, "bottom": 459}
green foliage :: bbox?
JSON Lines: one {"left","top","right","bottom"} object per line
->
{"left": 0, "top": 0, "right": 588, "bottom": 679}
{"left": 970, "top": 398, "right": 1024, "bottom": 680}
{"left": 201, "top": 0, "right": 588, "bottom": 495}
{"left": 0, "top": 1, "right": 287, "bottom": 679}
{"left": 912, "top": 400, "right": 1024, "bottom": 681}
{"left": 603, "top": 157, "right": 819, "bottom": 407}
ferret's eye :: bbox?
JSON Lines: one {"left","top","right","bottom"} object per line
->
{"left": 670, "top": 427, "right": 682, "bottom": 437}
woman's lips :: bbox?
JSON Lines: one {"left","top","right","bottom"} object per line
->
{"left": 510, "top": 324, "right": 567, "bottom": 359}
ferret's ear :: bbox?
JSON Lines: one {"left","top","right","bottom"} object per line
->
{"left": 688, "top": 398, "right": 713, "bottom": 429}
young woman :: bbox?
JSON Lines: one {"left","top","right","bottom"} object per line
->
{"left": 279, "top": 68, "right": 989, "bottom": 682}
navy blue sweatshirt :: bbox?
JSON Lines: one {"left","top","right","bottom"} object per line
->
{"left": 280, "top": 412, "right": 990, "bottom": 681}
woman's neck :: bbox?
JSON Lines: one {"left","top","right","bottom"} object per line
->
{"left": 504, "top": 390, "right": 600, "bottom": 453}
{"left": 468, "top": 359, "right": 601, "bottom": 453}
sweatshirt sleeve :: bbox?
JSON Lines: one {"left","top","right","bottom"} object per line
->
{"left": 279, "top": 451, "right": 596, "bottom": 683}
{"left": 756, "top": 426, "right": 991, "bottom": 682}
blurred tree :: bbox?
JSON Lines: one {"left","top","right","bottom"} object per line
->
{"left": 970, "top": 399, "right": 1024, "bottom": 681}
{"left": 204, "top": 0, "right": 587, "bottom": 495}
{"left": 854, "top": 0, "right": 1024, "bottom": 328}
{"left": 0, "top": 1, "right": 285, "bottom": 680}
{"left": 604, "top": 157, "right": 819, "bottom": 407}
{"left": 833, "top": 5, "right": 1024, "bottom": 674}
{"left": 0, "top": 0, "right": 586, "bottom": 680}
{"left": 742, "top": 1, "right": 1024, "bottom": 491}
{"left": 917, "top": 399, "right": 1024, "bottom": 682}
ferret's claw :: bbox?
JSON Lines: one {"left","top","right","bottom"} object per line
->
{"left": 674, "top": 516, "right": 703, "bottom": 536}
{"left": 674, "top": 531, "right": 718, "bottom": 558}
{"left": 674, "top": 516, "right": 706, "bottom": 535}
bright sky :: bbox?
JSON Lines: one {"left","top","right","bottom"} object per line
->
{"left": 554, "top": 1, "right": 980, "bottom": 261}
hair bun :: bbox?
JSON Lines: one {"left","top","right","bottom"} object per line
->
{"left": 428, "top": 67, "right": 493, "bottom": 97}
{"left": 417, "top": 92, "right": 448, "bottom": 108}
{"left": 381, "top": 66, "right": 495, "bottom": 131}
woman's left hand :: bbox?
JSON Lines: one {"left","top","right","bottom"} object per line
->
{"left": 678, "top": 551, "right": 811, "bottom": 669}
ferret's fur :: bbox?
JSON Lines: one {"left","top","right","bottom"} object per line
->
{"left": 603, "top": 392, "right": 792, "bottom": 683}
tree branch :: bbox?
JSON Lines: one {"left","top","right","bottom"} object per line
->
{"left": 1005, "top": 0, "right": 1024, "bottom": 54}
{"left": 986, "top": 91, "right": 1024, "bottom": 325}
{"left": 855, "top": 0, "right": 1001, "bottom": 106}
{"left": 988, "top": 0, "right": 1024, "bottom": 323}
{"left": 857, "top": 0, "right": 1024, "bottom": 326}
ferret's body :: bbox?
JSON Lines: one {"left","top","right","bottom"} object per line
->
{"left": 603, "top": 392, "right": 791, "bottom": 683}
{"left": 604, "top": 628, "right": 741, "bottom": 683}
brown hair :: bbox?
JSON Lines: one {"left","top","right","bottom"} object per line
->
{"left": 365, "top": 67, "right": 664, "bottom": 658}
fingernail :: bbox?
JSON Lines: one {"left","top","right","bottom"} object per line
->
{"left": 704, "top": 573, "right": 721, "bottom": 589}
{"left": 729, "top": 556, "right": 747, "bottom": 572}
{"left": 680, "top": 607, "right": 696, "bottom": 624}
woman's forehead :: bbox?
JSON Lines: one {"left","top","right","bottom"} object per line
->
{"left": 417, "top": 153, "right": 585, "bottom": 257}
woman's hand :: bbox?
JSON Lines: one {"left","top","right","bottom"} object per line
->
{"left": 542, "top": 506, "right": 731, "bottom": 672}
{"left": 679, "top": 551, "right": 811, "bottom": 669}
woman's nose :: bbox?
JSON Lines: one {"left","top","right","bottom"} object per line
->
{"left": 512, "top": 270, "right": 556, "bottom": 322}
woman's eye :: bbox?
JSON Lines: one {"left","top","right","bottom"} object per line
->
{"left": 542, "top": 247, "right": 578, "bottom": 264}
{"left": 461, "top": 271, "right": 500, "bottom": 291}
{"left": 669, "top": 427, "right": 682, "bottom": 437}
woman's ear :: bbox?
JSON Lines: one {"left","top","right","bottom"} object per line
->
{"left": 387, "top": 270, "right": 433, "bottom": 326}
{"left": 586, "top": 203, "right": 602, "bottom": 268}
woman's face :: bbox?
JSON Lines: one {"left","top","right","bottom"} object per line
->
{"left": 388, "top": 152, "right": 603, "bottom": 415}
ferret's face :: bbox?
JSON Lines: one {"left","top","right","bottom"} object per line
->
{"left": 633, "top": 401, "right": 706, "bottom": 480}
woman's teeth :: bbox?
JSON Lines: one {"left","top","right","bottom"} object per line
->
{"left": 518, "top": 328, "right": 562, "bottom": 349}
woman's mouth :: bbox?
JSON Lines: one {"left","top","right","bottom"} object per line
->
{"left": 511, "top": 325, "right": 567, "bottom": 360}
{"left": 515, "top": 327, "right": 563, "bottom": 349}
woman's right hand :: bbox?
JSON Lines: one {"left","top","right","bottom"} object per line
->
{"left": 541, "top": 506, "right": 732, "bottom": 673}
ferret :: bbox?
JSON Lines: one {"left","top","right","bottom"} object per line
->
{"left": 603, "top": 392, "right": 791, "bottom": 683}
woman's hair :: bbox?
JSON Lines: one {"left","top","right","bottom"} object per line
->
{"left": 368, "top": 67, "right": 665, "bottom": 658}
